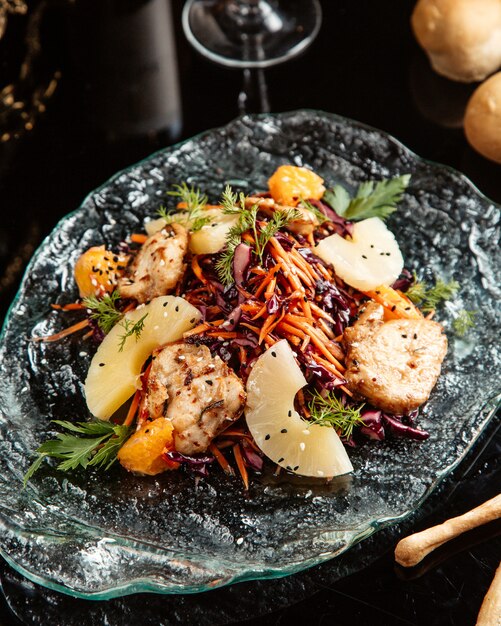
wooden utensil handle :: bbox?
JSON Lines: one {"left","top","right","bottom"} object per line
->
{"left": 395, "top": 494, "right": 501, "bottom": 567}
{"left": 476, "top": 561, "right": 501, "bottom": 626}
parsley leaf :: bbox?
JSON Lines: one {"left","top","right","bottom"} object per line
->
{"left": 23, "top": 420, "right": 132, "bottom": 487}
{"left": 307, "top": 391, "right": 365, "bottom": 440}
{"left": 323, "top": 174, "right": 411, "bottom": 221}
{"left": 82, "top": 291, "right": 123, "bottom": 334}
{"left": 406, "top": 274, "right": 459, "bottom": 313}
{"left": 117, "top": 313, "right": 148, "bottom": 352}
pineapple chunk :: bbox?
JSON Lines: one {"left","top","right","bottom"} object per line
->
{"left": 74, "top": 246, "right": 128, "bottom": 298}
{"left": 268, "top": 165, "right": 325, "bottom": 207}
{"left": 117, "top": 417, "right": 176, "bottom": 475}
{"left": 314, "top": 217, "right": 404, "bottom": 292}
{"left": 189, "top": 211, "right": 239, "bottom": 254}
{"left": 245, "top": 340, "right": 353, "bottom": 478}
{"left": 84, "top": 296, "right": 201, "bottom": 420}
{"left": 144, "top": 209, "right": 239, "bottom": 254}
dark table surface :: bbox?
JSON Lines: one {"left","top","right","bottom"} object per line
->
{"left": 0, "top": 1, "right": 500, "bottom": 624}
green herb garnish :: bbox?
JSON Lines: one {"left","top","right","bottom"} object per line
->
{"left": 214, "top": 203, "right": 257, "bottom": 285}
{"left": 158, "top": 182, "right": 211, "bottom": 232}
{"left": 452, "top": 309, "right": 477, "bottom": 337}
{"left": 324, "top": 174, "right": 411, "bottom": 221}
{"left": 307, "top": 391, "right": 365, "bottom": 440}
{"left": 300, "top": 197, "right": 329, "bottom": 224}
{"left": 82, "top": 291, "right": 123, "bottom": 335}
{"left": 215, "top": 184, "right": 301, "bottom": 285}
{"left": 117, "top": 313, "right": 148, "bottom": 352}
{"left": 406, "top": 274, "right": 459, "bottom": 313}
{"left": 23, "top": 420, "right": 132, "bottom": 487}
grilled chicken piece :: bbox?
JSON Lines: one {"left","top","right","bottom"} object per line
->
{"left": 145, "top": 343, "right": 246, "bottom": 454}
{"left": 245, "top": 196, "right": 319, "bottom": 236}
{"left": 343, "top": 302, "right": 447, "bottom": 414}
{"left": 118, "top": 224, "right": 188, "bottom": 303}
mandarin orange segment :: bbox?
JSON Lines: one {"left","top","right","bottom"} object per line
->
{"left": 268, "top": 165, "right": 325, "bottom": 207}
{"left": 74, "top": 246, "right": 128, "bottom": 298}
{"left": 117, "top": 417, "right": 177, "bottom": 475}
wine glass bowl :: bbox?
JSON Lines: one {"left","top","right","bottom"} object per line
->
{"left": 182, "top": 0, "right": 322, "bottom": 68}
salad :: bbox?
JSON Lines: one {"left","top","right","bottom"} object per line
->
{"left": 26, "top": 165, "right": 460, "bottom": 488}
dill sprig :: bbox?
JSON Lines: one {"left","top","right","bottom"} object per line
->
{"left": 83, "top": 291, "right": 123, "bottom": 334}
{"left": 214, "top": 204, "right": 257, "bottom": 285}
{"left": 307, "top": 391, "right": 365, "bottom": 440}
{"left": 214, "top": 188, "right": 300, "bottom": 285}
{"left": 323, "top": 174, "right": 411, "bottom": 221}
{"left": 452, "top": 309, "right": 477, "bottom": 337}
{"left": 23, "top": 419, "right": 132, "bottom": 487}
{"left": 300, "top": 197, "right": 329, "bottom": 224}
{"left": 406, "top": 274, "right": 459, "bottom": 313}
{"left": 157, "top": 182, "right": 211, "bottom": 232}
{"left": 221, "top": 184, "right": 247, "bottom": 215}
{"left": 117, "top": 313, "right": 148, "bottom": 352}
{"left": 254, "top": 208, "right": 301, "bottom": 261}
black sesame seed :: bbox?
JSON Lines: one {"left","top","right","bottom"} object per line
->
{"left": 281, "top": 428, "right": 287, "bottom": 434}
{"left": 405, "top": 306, "right": 411, "bottom": 310}
{"left": 386, "top": 252, "right": 391, "bottom": 256}
{"left": 303, "top": 296, "right": 308, "bottom": 302}
{"left": 391, "top": 305, "right": 396, "bottom": 312}
{"left": 271, "top": 351, "right": 277, "bottom": 358}
{"left": 288, "top": 410, "right": 292, "bottom": 417}
{"left": 117, "top": 265, "right": 125, "bottom": 270}
{"left": 265, "top": 434, "right": 270, "bottom": 441}
{"left": 175, "top": 305, "right": 179, "bottom": 312}
{"left": 99, "top": 363, "right": 105, "bottom": 367}
{"left": 206, "top": 380, "right": 213, "bottom": 386}
{"left": 145, "top": 429, "right": 150, "bottom": 434}
{"left": 370, "top": 244, "right": 374, "bottom": 248}
{"left": 362, "top": 254, "right": 367, "bottom": 259}
{"left": 211, "top": 223, "right": 217, "bottom": 227}
{"left": 401, "top": 334, "right": 407, "bottom": 338}
{"left": 413, "top": 333, "right": 418, "bottom": 339}
{"left": 190, "top": 318, "right": 195, "bottom": 323}
{"left": 278, "top": 457, "right": 284, "bottom": 463}
{"left": 286, "top": 465, "right": 292, "bottom": 470}
{"left": 293, "top": 465, "right": 299, "bottom": 471}
{"left": 380, "top": 252, "right": 385, "bottom": 256}
{"left": 163, "top": 302, "right": 169, "bottom": 307}
{"left": 113, "top": 256, "right": 119, "bottom": 262}
{"left": 375, "top": 290, "right": 380, "bottom": 294}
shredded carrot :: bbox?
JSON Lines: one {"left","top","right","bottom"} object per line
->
{"left": 363, "top": 285, "right": 422, "bottom": 320}
{"left": 82, "top": 330, "right": 94, "bottom": 341}
{"left": 206, "top": 331, "right": 239, "bottom": 339}
{"left": 130, "top": 233, "right": 148, "bottom": 244}
{"left": 34, "top": 318, "right": 90, "bottom": 343}
{"left": 191, "top": 256, "right": 208, "bottom": 285}
{"left": 210, "top": 443, "right": 235, "bottom": 476}
{"left": 253, "top": 262, "right": 282, "bottom": 298}
{"left": 124, "top": 389, "right": 141, "bottom": 427}
{"left": 426, "top": 310, "right": 435, "bottom": 320}
{"left": 264, "top": 277, "right": 277, "bottom": 300}
{"left": 51, "top": 302, "right": 85, "bottom": 311}
{"left": 258, "top": 312, "right": 278, "bottom": 344}
{"left": 233, "top": 443, "right": 249, "bottom": 490}
{"left": 183, "top": 322, "right": 210, "bottom": 337}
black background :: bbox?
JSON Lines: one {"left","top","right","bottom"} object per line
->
{"left": 0, "top": 1, "right": 500, "bottom": 624}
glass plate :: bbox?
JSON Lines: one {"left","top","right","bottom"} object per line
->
{"left": 0, "top": 110, "right": 499, "bottom": 599}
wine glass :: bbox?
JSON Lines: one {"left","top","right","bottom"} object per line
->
{"left": 182, "top": 0, "right": 322, "bottom": 69}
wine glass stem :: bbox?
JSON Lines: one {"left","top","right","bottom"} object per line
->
{"left": 238, "top": 68, "right": 270, "bottom": 115}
